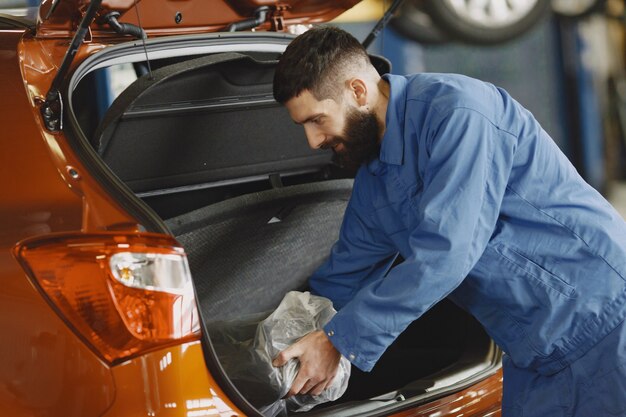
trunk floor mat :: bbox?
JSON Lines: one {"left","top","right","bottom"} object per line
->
{"left": 166, "top": 179, "right": 353, "bottom": 322}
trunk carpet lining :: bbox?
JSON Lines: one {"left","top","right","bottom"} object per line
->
{"left": 166, "top": 179, "right": 353, "bottom": 322}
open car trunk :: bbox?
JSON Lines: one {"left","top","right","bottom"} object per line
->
{"left": 164, "top": 179, "right": 495, "bottom": 414}
{"left": 67, "top": 32, "right": 500, "bottom": 416}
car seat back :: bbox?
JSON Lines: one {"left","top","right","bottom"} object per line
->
{"left": 94, "top": 52, "right": 332, "bottom": 194}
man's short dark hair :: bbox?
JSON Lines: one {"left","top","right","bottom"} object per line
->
{"left": 273, "top": 26, "right": 370, "bottom": 104}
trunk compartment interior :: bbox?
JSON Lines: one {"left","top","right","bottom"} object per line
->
{"left": 69, "top": 38, "right": 499, "bottom": 415}
{"left": 164, "top": 179, "right": 493, "bottom": 413}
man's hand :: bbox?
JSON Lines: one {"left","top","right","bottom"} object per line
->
{"left": 272, "top": 330, "right": 342, "bottom": 397}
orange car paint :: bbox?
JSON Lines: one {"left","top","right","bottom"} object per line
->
{"left": 390, "top": 369, "right": 503, "bottom": 417}
{"left": 105, "top": 341, "right": 243, "bottom": 417}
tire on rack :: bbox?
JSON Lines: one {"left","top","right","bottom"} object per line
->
{"left": 391, "top": 0, "right": 451, "bottom": 45}
{"left": 551, "top": 0, "right": 606, "bottom": 19}
{"left": 423, "top": 0, "right": 552, "bottom": 45}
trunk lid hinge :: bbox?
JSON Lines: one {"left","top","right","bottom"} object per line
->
{"left": 40, "top": 0, "right": 103, "bottom": 132}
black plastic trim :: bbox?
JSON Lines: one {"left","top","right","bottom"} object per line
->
{"left": 71, "top": 32, "right": 295, "bottom": 87}
{"left": 136, "top": 168, "right": 320, "bottom": 198}
{"left": 122, "top": 96, "right": 276, "bottom": 119}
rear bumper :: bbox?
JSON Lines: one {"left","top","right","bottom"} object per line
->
{"left": 103, "top": 341, "right": 502, "bottom": 417}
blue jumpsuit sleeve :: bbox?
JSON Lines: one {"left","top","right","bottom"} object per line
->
{"left": 309, "top": 197, "right": 399, "bottom": 311}
{"left": 324, "top": 107, "right": 516, "bottom": 371}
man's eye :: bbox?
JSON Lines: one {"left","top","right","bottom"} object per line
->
{"left": 314, "top": 118, "right": 324, "bottom": 125}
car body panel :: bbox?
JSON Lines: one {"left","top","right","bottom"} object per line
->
{"left": 0, "top": 250, "right": 116, "bottom": 416}
{"left": 1, "top": 30, "right": 83, "bottom": 245}
{"left": 105, "top": 341, "right": 243, "bottom": 417}
{"left": 14, "top": 30, "right": 139, "bottom": 234}
{"left": 0, "top": 27, "right": 137, "bottom": 416}
{"left": 36, "top": 0, "right": 360, "bottom": 39}
{"left": 390, "top": 370, "right": 502, "bottom": 417}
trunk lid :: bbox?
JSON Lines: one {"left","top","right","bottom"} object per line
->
{"left": 36, "top": 0, "right": 360, "bottom": 131}
{"left": 36, "top": 0, "right": 360, "bottom": 38}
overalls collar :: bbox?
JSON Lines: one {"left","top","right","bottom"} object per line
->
{"left": 367, "top": 74, "right": 407, "bottom": 175}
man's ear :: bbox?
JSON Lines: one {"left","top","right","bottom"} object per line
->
{"left": 347, "top": 78, "right": 368, "bottom": 108}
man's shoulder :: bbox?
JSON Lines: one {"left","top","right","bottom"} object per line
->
{"left": 402, "top": 73, "right": 502, "bottom": 119}
{"left": 392, "top": 73, "right": 505, "bottom": 124}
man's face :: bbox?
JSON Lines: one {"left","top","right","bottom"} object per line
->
{"left": 285, "top": 90, "right": 381, "bottom": 170}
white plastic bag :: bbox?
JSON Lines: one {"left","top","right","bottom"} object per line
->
{"left": 257, "top": 291, "right": 351, "bottom": 413}
{"left": 210, "top": 291, "right": 351, "bottom": 416}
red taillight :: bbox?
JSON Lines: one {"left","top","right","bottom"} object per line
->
{"left": 13, "top": 232, "right": 200, "bottom": 364}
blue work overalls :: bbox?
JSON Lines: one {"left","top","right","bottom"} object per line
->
{"left": 310, "top": 73, "right": 626, "bottom": 416}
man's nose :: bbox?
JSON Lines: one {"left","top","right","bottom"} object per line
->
{"left": 303, "top": 125, "right": 325, "bottom": 150}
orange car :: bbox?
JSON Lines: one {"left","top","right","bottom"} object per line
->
{"left": 0, "top": 1, "right": 502, "bottom": 416}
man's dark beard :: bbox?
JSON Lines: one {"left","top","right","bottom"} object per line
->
{"left": 322, "top": 108, "right": 381, "bottom": 171}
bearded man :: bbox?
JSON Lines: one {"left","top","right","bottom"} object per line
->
{"left": 271, "top": 26, "right": 626, "bottom": 416}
